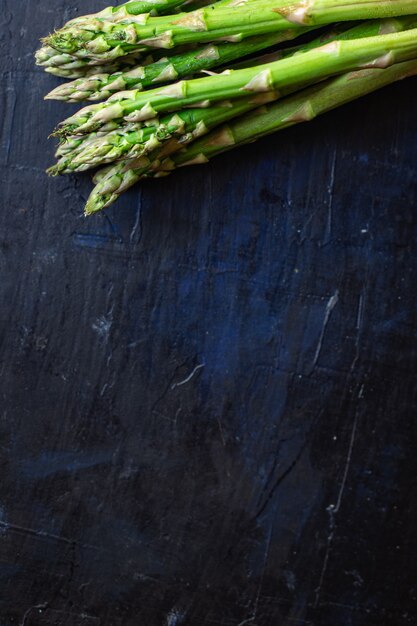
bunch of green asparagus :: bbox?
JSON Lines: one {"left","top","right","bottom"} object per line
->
{"left": 36, "top": 0, "right": 417, "bottom": 215}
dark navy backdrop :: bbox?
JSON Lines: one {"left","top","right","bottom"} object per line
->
{"left": 1, "top": 1, "right": 417, "bottom": 624}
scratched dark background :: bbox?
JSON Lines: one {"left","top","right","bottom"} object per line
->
{"left": 1, "top": 1, "right": 417, "bottom": 625}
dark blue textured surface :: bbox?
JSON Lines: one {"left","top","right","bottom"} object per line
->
{"left": 1, "top": 2, "right": 417, "bottom": 624}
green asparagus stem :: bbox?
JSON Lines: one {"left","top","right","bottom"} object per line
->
{"left": 37, "top": 44, "right": 201, "bottom": 80}
{"left": 66, "top": 0, "right": 198, "bottom": 24}
{"left": 35, "top": 45, "right": 152, "bottom": 75}
{"left": 162, "top": 63, "right": 417, "bottom": 166}
{"left": 64, "top": 0, "right": 221, "bottom": 28}
{"left": 45, "top": 20, "right": 352, "bottom": 88}
{"left": 48, "top": 20, "right": 372, "bottom": 171}
{"left": 55, "top": 122, "right": 125, "bottom": 159}
{"left": 40, "top": 20, "right": 342, "bottom": 81}
{"left": 43, "top": 56, "right": 146, "bottom": 79}
{"left": 45, "top": 0, "right": 417, "bottom": 61}
{"left": 45, "top": 31, "right": 304, "bottom": 102}
{"left": 85, "top": 58, "right": 417, "bottom": 214}
{"left": 50, "top": 92, "right": 281, "bottom": 174}
{"left": 58, "top": 0, "right": 221, "bottom": 37}
{"left": 50, "top": 18, "right": 403, "bottom": 173}
{"left": 35, "top": 0, "right": 237, "bottom": 70}
{"left": 37, "top": 45, "right": 193, "bottom": 78}
{"left": 57, "top": 21, "right": 417, "bottom": 137}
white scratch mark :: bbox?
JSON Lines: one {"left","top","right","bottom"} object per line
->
{"left": 350, "top": 290, "right": 366, "bottom": 376}
{"left": 356, "top": 294, "right": 364, "bottom": 330}
{"left": 217, "top": 417, "right": 226, "bottom": 446}
{"left": 323, "top": 148, "right": 337, "bottom": 245}
{"left": 92, "top": 315, "right": 113, "bottom": 339}
{"left": 311, "top": 291, "right": 339, "bottom": 370}
{"left": 248, "top": 521, "right": 273, "bottom": 624}
{"left": 173, "top": 407, "right": 182, "bottom": 428}
{"left": 166, "top": 607, "right": 186, "bottom": 626}
{"left": 333, "top": 416, "right": 358, "bottom": 514}
{"left": 21, "top": 603, "right": 49, "bottom": 626}
{"left": 314, "top": 413, "right": 358, "bottom": 607}
{"left": 127, "top": 339, "right": 146, "bottom": 348}
{"left": 130, "top": 193, "right": 143, "bottom": 245}
{"left": 0, "top": 505, "right": 7, "bottom": 536}
{"left": 171, "top": 363, "right": 205, "bottom": 390}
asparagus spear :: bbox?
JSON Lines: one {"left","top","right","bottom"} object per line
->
{"left": 35, "top": 0, "right": 236, "bottom": 71}
{"left": 84, "top": 58, "right": 417, "bottom": 214}
{"left": 50, "top": 92, "right": 283, "bottom": 175}
{"left": 45, "top": 32, "right": 304, "bottom": 102}
{"left": 38, "top": 45, "right": 193, "bottom": 77}
{"left": 64, "top": 0, "right": 222, "bottom": 28}
{"left": 45, "top": 61, "right": 142, "bottom": 80}
{"left": 45, "top": 21, "right": 367, "bottom": 96}
{"left": 66, "top": 0, "right": 199, "bottom": 25}
{"left": 55, "top": 0, "right": 221, "bottom": 38}
{"left": 45, "top": 0, "right": 417, "bottom": 61}
{"left": 35, "top": 44, "right": 148, "bottom": 73}
{"left": 51, "top": 25, "right": 328, "bottom": 159}
{"left": 55, "top": 122, "right": 127, "bottom": 159}
{"left": 50, "top": 18, "right": 404, "bottom": 173}
{"left": 56, "top": 22, "right": 417, "bottom": 137}
{"left": 36, "top": 46, "right": 150, "bottom": 79}
{"left": 48, "top": 21, "right": 371, "bottom": 170}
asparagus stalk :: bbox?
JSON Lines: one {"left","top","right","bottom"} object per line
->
{"left": 84, "top": 58, "right": 417, "bottom": 214}
{"left": 57, "top": 22, "right": 417, "bottom": 137}
{"left": 45, "top": 0, "right": 417, "bottom": 61}
{"left": 54, "top": 0, "right": 220, "bottom": 40}
{"left": 35, "top": 45, "right": 149, "bottom": 73}
{"left": 55, "top": 122, "right": 126, "bottom": 159}
{"left": 66, "top": 0, "right": 199, "bottom": 25}
{"left": 55, "top": 122, "right": 132, "bottom": 159}
{"left": 51, "top": 25, "right": 328, "bottom": 159}
{"left": 44, "top": 58, "right": 145, "bottom": 79}
{"left": 64, "top": 0, "right": 222, "bottom": 28}
{"left": 38, "top": 45, "right": 190, "bottom": 77}
{"left": 53, "top": 124, "right": 135, "bottom": 164}
{"left": 45, "top": 31, "right": 305, "bottom": 102}
{"left": 35, "top": 45, "right": 146, "bottom": 75}
{"left": 162, "top": 63, "right": 417, "bottom": 166}
{"left": 35, "top": 0, "right": 237, "bottom": 70}
{"left": 48, "top": 21, "right": 371, "bottom": 171}
{"left": 47, "top": 21, "right": 364, "bottom": 94}
{"left": 40, "top": 18, "right": 343, "bottom": 80}
{"left": 50, "top": 92, "right": 283, "bottom": 175}
{"left": 50, "top": 18, "right": 403, "bottom": 173}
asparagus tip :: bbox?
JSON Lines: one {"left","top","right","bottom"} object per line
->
{"left": 46, "top": 165, "right": 60, "bottom": 177}
{"left": 44, "top": 87, "right": 67, "bottom": 101}
{"left": 84, "top": 194, "right": 112, "bottom": 216}
{"left": 50, "top": 126, "right": 69, "bottom": 139}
